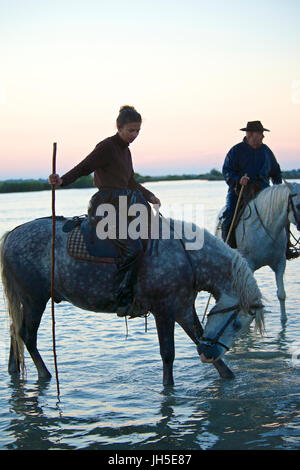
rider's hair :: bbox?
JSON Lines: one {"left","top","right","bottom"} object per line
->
{"left": 116, "top": 105, "right": 142, "bottom": 128}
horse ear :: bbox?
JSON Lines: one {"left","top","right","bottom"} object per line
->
{"left": 283, "top": 179, "right": 293, "bottom": 192}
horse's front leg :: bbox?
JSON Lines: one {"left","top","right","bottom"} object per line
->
{"left": 154, "top": 313, "right": 175, "bottom": 387}
{"left": 175, "top": 306, "right": 235, "bottom": 379}
{"left": 274, "top": 263, "right": 287, "bottom": 319}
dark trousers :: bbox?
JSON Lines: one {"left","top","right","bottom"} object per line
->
{"left": 88, "top": 188, "right": 151, "bottom": 306}
{"left": 221, "top": 190, "right": 238, "bottom": 241}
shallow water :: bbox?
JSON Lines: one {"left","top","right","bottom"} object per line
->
{"left": 0, "top": 180, "right": 300, "bottom": 450}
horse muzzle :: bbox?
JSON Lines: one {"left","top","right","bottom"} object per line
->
{"left": 197, "top": 340, "right": 228, "bottom": 362}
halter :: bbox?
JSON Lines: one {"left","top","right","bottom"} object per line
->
{"left": 201, "top": 303, "right": 260, "bottom": 352}
{"left": 288, "top": 193, "right": 300, "bottom": 232}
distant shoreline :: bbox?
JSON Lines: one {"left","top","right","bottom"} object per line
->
{"left": 0, "top": 169, "right": 299, "bottom": 193}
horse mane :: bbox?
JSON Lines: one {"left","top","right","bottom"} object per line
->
{"left": 230, "top": 248, "right": 264, "bottom": 333}
{"left": 251, "top": 184, "right": 290, "bottom": 227}
{"left": 173, "top": 218, "right": 264, "bottom": 333}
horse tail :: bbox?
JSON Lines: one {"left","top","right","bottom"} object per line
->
{"left": 0, "top": 231, "right": 25, "bottom": 374}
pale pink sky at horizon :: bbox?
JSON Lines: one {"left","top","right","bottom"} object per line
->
{"left": 1, "top": 0, "right": 299, "bottom": 179}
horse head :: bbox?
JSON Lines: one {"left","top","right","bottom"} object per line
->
{"left": 197, "top": 299, "right": 265, "bottom": 363}
{"left": 196, "top": 246, "right": 264, "bottom": 363}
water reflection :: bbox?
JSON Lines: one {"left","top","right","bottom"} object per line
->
{"left": 3, "top": 353, "right": 300, "bottom": 450}
{"left": 6, "top": 378, "right": 66, "bottom": 450}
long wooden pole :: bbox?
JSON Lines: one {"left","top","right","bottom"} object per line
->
{"left": 201, "top": 183, "right": 246, "bottom": 323}
{"left": 51, "top": 142, "right": 60, "bottom": 398}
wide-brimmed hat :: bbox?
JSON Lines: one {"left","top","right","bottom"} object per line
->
{"left": 240, "top": 121, "right": 270, "bottom": 132}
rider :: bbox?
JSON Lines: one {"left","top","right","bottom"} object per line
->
{"left": 49, "top": 105, "right": 161, "bottom": 315}
{"left": 222, "top": 120, "right": 298, "bottom": 259}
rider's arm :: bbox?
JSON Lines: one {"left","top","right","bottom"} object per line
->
{"left": 60, "top": 142, "right": 111, "bottom": 187}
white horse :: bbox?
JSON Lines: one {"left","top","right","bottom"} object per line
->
{"left": 216, "top": 181, "right": 300, "bottom": 317}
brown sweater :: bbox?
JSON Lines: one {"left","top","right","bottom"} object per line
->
{"left": 61, "top": 133, "right": 155, "bottom": 202}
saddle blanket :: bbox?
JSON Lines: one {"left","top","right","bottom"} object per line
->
{"left": 67, "top": 224, "right": 121, "bottom": 264}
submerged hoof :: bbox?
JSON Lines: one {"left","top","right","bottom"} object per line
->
{"left": 38, "top": 371, "right": 52, "bottom": 381}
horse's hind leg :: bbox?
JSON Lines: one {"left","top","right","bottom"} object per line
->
{"left": 20, "top": 302, "right": 52, "bottom": 380}
{"left": 154, "top": 313, "right": 175, "bottom": 387}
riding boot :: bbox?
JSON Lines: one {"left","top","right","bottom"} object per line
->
{"left": 111, "top": 247, "right": 145, "bottom": 317}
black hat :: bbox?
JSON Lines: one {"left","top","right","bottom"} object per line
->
{"left": 240, "top": 121, "right": 270, "bottom": 132}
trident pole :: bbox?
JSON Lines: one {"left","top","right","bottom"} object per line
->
{"left": 51, "top": 142, "right": 60, "bottom": 398}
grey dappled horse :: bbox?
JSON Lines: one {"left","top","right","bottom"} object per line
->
{"left": 0, "top": 217, "right": 264, "bottom": 386}
{"left": 216, "top": 181, "right": 300, "bottom": 317}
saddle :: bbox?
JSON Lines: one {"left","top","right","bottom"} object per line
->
{"left": 63, "top": 214, "right": 155, "bottom": 318}
{"left": 65, "top": 217, "right": 121, "bottom": 264}
{"left": 63, "top": 215, "right": 147, "bottom": 264}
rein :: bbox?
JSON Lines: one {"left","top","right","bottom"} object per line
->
{"left": 253, "top": 201, "right": 279, "bottom": 245}
{"left": 253, "top": 191, "right": 300, "bottom": 250}
{"left": 288, "top": 192, "right": 300, "bottom": 233}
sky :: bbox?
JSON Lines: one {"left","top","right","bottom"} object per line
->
{"left": 0, "top": 0, "right": 300, "bottom": 179}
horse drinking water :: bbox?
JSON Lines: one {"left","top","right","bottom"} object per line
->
{"left": 0, "top": 216, "right": 264, "bottom": 385}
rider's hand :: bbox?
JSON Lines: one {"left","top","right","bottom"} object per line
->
{"left": 48, "top": 173, "right": 63, "bottom": 186}
{"left": 149, "top": 195, "right": 161, "bottom": 207}
{"left": 239, "top": 174, "right": 250, "bottom": 186}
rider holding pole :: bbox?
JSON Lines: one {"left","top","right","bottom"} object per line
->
{"left": 222, "top": 120, "right": 298, "bottom": 259}
{"left": 49, "top": 105, "right": 161, "bottom": 316}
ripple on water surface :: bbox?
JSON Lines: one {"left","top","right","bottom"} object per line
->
{"left": 0, "top": 183, "right": 300, "bottom": 450}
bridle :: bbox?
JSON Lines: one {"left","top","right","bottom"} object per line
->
{"left": 288, "top": 193, "right": 300, "bottom": 232}
{"left": 201, "top": 303, "right": 261, "bottom": 352}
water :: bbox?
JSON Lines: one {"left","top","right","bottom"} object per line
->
{"left": 0, "top": 180, "right": 299, "bottom": 450}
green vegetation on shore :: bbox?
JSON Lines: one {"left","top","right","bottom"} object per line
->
{"left": 0, "top": 168, "right": 300, "bottom": 193}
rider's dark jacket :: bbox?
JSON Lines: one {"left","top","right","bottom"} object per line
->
{"left": 60, "top": 133, "right": 155, "bottom": 202}
{"left": 222, "top": 137, "right": 282, "bottom": 190}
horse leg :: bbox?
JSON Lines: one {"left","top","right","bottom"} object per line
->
{"left": 154, "top": 313, "right": 175, "bottom": 387}
{"left": 274, "top": 263, "right": 287, "bottom": 318}
{"left": 175, "top": 306, "right": 235, "bottom": 379}
{"left": 20, "top": 302, "right": 52, "bottom": 380}
{"left": 175, "top": 305, "right": 203, "bottom": 343}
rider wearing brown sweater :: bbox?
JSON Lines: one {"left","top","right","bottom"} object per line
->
{"left": 51, "top": 108, "right": 159, "bottom": 205}
{"left": 49, "top": 106, "right": 161, "bottom": 316}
